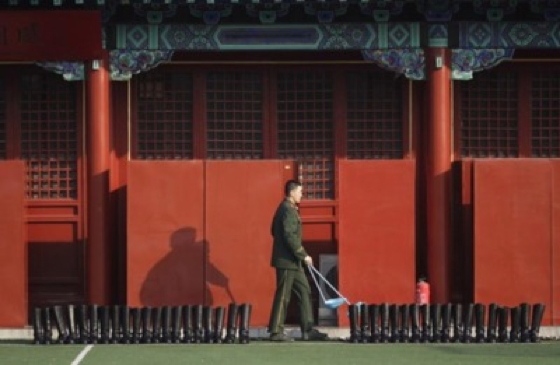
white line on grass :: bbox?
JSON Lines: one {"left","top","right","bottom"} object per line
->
{"left": 70, "top": 344, "right": 93, "bottom": 365}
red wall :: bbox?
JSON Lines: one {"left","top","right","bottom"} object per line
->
{"left": 473, "top": 160, "right": 557, "bottom": 324}
{"left": 338, "top": 160, "right": 416, "bottom": 324}
{"left": 127, "top": 161, "right": 205, "bottom": 307}
{"left": 0, "top": 161, "right": 26, "bottom": 326}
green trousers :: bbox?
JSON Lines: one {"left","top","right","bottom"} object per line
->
{"left": 268, "top": 267, "right": 314, "bottom": 335}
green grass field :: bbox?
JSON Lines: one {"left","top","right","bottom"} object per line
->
{"left": 1, "top": 341, "right": 559, "bottom": 365}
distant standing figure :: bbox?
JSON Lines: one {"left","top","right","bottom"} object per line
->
{"left": 268, "top": 180, "right": 328, "bottom": 342}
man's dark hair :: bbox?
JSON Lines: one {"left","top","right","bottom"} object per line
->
{"left": 284, "top": 180, "right": 302, "bottom": 196}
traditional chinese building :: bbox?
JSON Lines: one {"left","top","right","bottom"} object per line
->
{"left": 0, "top": 0, "right": 559, "bottom": 330}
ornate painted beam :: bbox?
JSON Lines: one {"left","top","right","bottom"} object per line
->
{"left": 456, "top": 22, "right": 560, "bottom": 49}
{"left": 108, "top": 23, "right": 422, "bottom": 50}
{"left": 107, "top": 22, "right": 560, "bottom": 51}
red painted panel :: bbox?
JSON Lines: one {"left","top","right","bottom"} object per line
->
{"left": 28, "top": 223, "right": 76, "bottom": 242}
{"left": 205, "top": 161, "right": 287, "bottom": 326}
{"left": 473, "top": 160, "right": 552, "bottom": 324}
{"left": 302, "top": 223, "right": 334, "bottom": 242}
{"left": 0, "top": 11, "right": 102, "bottom": 61}
{"left": 552, "top": 161, "right": 560, "bottom": 325}
{"left": 338, "top": 160, "right": 415, "bottom": 324}
{"left": 127, "top": 161, "right": 204, "bottom": 307}
{"left": 0, "top": 161, "right": 25, "bottom": 326}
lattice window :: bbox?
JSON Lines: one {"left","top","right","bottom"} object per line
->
{"left": 531, "top": 71, "right": 560, "bottom": 158}
{"left": 20, "top": 72, "right": 78, "bottom": 200}
{"left": 206, "top": 72, "right": 263, "bottom": 159}
{"left": 0, "top": 77, "right": 5, "bottom": 160}
{"left": 459, "top": 71, "right": 518, "bottom": 158}
{"left": 136, "top": 70, "right": 193, "bottom": 159}
{"left": 347, "top": 72, "right": 403, "bottom": 159}
{"left": 277, "top": 71, "right": 334, "bottom": 200}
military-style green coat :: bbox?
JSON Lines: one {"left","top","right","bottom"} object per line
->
{"left": 270, "top": 199, "right": 308, "bottom": 269}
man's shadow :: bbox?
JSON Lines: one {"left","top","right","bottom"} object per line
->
{"left": 140, "top": 227, "right": 234, "bottom": 307}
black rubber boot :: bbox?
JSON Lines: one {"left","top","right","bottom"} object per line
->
{"left": 348, "top": 304, "right": 359, "bottom": 343}
{"left": 64, "top": 305, "right": 76, "bottom": 344}
{"left": 89, "top": 305, "right": 99, "bottom": 344}
{"left": 203, "top": 306, "right": 215, "bottom": 344}
{"left": 75, "top": 305, "right": 88, "bottom": 344}
{"left": 131, "top": 308, "right": 141, "bottom": 344}
{"left": 239, "top": 303, "right": 252, "bottom": 344}
{"left": 193, "top": 305, "right": 204, "bottom": 344}
{"left": 224, "top": 303, "right": 238, "bottom": 344}
{"left": 462, "top": 303, "right": 473, "bottom": 343}
{"left": 430, "top": 304, "right": 441, "bottom": 343}
{"left": 380, "top": 303, "right": 390, "bottom": 343}
{"left": 152, "top": 307, "right": 163, "bottom": 343}
{"left": 109, "top": 306, "right": 120, "bottom": 344}
{"left": 51, "top": 305, "right": 69, "bottom": 344}
{"left": 201, "top": 306, "right": 214, "bottom": 344}
{"left": 451, "top": 304, "right": 462, "bottom": 343}
{"left": 32, "top": 307, "right": 44, "bottom": 345}
{"left": 409, "top": 304, "right": 420, "bottom": 343}
{"left": 399, "top": 304, "right": 409, "bottom": 343}
{"left": 530, "top": 303, "right": 546, "bottom": 343}
{"left": 368, "top": 304, "right": 380, "bottom": 343}
{"left": 98, "top": 306, "right": 110, "bottom": 344}
{"left": 420, "top": 304, "right": 431, "bottom": 343}
{"left": 214, "top": 306, "right": 226, "bottom": 343}
{"left": 389, "top": 304, "right": 399, "bottom": 343}
{"left": 141, "top": 307, "right": 152, "bottom": 344}
{"left": 181, "top": 305, "right": 194, "bottom": 343}
{"left": 161, "top": 306, "right": 172, "bottom": 344}
{"left": 520, "top": 303, "right": 531, "bottom": 343}
{"left": 474, "top": 303, "right": 485, "bottom": 343}
{"left": 42, "top": 307, "right": 53, "bottom": 345}
{"left": 440, "top": 303, "right": 452, "bottom": 343}
{"left": 509, "top": 306, "right": 520, "bottom": 343}
{"left": 497, "top": 306, "right": 509, "bottom": 343}
{"left": 359, "top": 303, "right": 370, "bottom": 343}
{"left": 170, "top": 306, "right": 182, "bottom": 344}
{"left": 120, "top": 306, "right": 131, "bottom": 344}
{"left": 486, "top": 303, "right": 498, "bottom": 343}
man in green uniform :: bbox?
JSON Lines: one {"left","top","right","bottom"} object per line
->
{"left": 268, "top": 180, "right": 328, "bottom": 342}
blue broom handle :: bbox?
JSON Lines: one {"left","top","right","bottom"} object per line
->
{"left": 308, "top": 264, "right": 351, "bottom": 304}
{"left": 306, "top": 264, "right": 328, "bottom": 303}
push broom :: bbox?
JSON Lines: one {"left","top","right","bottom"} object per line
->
{"left": 307, "top": 264, "right": 351, "bottom": 309}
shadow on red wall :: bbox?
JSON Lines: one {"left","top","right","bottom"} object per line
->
{"left": 140, "top": 227, "right": 234, "bottom": 307}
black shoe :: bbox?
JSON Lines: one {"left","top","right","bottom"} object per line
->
{"left": 269, "top": 333, "right": 293, "bottom": 342}
{"left": 302, "top": 329, "right": 328, "bottom": 341}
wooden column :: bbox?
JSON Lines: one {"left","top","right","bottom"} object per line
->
{"left": 86, "top": 53, "right": 111, "bottom": 305}
{"left": 425, "top": 47, "right": 452, "bottom": 303}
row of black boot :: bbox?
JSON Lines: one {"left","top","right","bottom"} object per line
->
{"left": 348, "top": 302, "right": 546, "bottom": 344}
{"left": 33, "top": 303, "right": 252, "bottom": 345}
